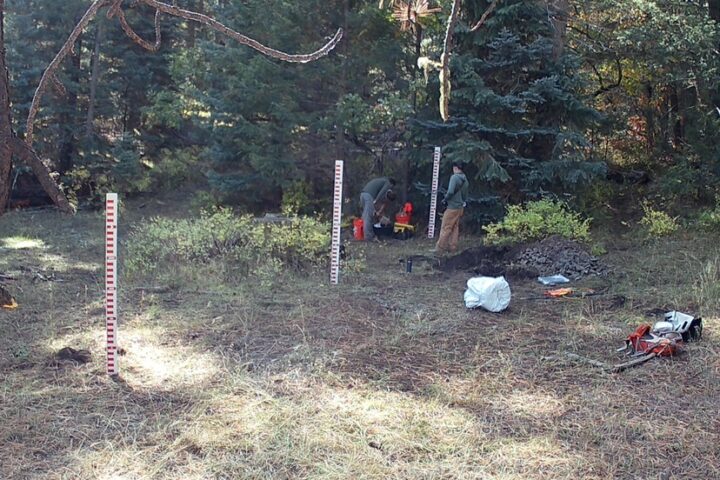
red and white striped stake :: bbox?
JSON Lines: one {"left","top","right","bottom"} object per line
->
{"left": 428, "top": 146, "right": 442, "bottom": 238}
{"left": 105, "top": 193, "right": 119, "bottom": 376}
{"left": 330, "top": 160, "right": 344, "bottom": 285}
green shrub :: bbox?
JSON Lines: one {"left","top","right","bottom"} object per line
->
{"left": 257, "top": 216, "right": 331, "bottom": 269}
{"left": 62, "top": 164, "right": 113, "bottom": 208}
{"left": 640, "top": 204, "right": 678, "bottom": 237}
{"left": 698, "top": 201, "right": 720, "bottom": 231}
{"left": 483, "top": 199, "right": 591, "bottom": 245}
{"left": 590, "top": 243, "right": 607, "bottom": 256}
{"left": 111, "top": 134, "right": 152, "bottom": 193}
{"left": 190, "top": 191, "right": 220, "bottom": 213}
{"left": 281, "top": 180, "right": 313, "bottom": 216}
{"left": 125, "top": 208, "right": 331, "bottom": 285}
{"left": 149, "top": 148, "right": 199, "bottom": 191}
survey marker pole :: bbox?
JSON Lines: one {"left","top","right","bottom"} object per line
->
{"left": 105, "top": 193, "right": 119, "bottom": 376}
{"left": 330, "top": 160, "right": 344, "bottom": 285}
{"left": 428, "top": 147, "right": 441, "bottom": 238}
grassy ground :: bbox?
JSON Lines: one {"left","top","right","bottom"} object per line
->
{"left": 1, "top": 205, "right": 719, "bottom": 480}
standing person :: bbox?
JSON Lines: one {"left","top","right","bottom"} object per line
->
{"left": 435, "top": 162, "right": 469, "bottom": 254}
{"left": 360, "top": 177, "right": 396, "bottom": 241}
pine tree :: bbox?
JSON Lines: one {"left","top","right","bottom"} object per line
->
{"left": 6, "top": 0, "right": 90, "bottom": 174}
{"left": 413, "top": 0, "right": 604, "bottom": 216}
{"left": 154, "top": 0, "right": 406, "bottom": 210}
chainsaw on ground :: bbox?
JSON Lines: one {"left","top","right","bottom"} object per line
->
{"left": 619, "top": 324, "right": 683, "bottom": 357}
{"left": 619, "top": 311, "right": 702, "bottom": 357}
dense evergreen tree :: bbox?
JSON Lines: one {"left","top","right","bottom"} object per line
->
{"left": 150, "top": 0, "right": 409, "bottom": 210}
{"left": 6, "top": 0, "right": 175, "bottom": 185}
{"left": 0, "top": 0, "right": 717, "bottom": 217}
{"left": 411, "top": 0, "right": 604, "bottom": 223}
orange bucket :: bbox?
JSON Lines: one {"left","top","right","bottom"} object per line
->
{"left": 353, "top": 218, "right": 364, "bottom": 240}
{"left": 395, "top": 213, "right": 410, "bottom": 224}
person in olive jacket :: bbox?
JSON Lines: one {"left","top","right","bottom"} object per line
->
{"left": 360, "top": 177, "right": 396, "bottom": 241}
{"left": 435, "top": 162, "right": 469, "bottom": 254}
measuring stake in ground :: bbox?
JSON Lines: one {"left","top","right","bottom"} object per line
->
{"left": 330, "top": 160, "right": 344, "bottom": 285}
{"left": 428, "top": 147, "right": 441, "bottom": 238}
{"left": 105, "top": 193, "right": 119, "bottom": 376}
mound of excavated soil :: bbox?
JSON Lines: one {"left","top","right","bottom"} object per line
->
{"left": 438, "top": 235, "right": 609, "bottom": 280}
{"left": 511, "top": 236, "right": 609, "bottom": 278}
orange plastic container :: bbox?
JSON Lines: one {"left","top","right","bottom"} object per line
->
{"left": 395, "top": 213, "right": 410, "bottom": 224}
{"left": 353, "top": 218, "right": 364, "bottom": 240}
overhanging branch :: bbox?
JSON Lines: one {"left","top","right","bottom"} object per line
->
{"left": 470, "top": 0, "right": 500, "bottom": 32}
{"left": 26, "top": 0, "right": 111, "bottom": 145}
{"left": 140, "top": 0, "right": 343, "bottom": 63}
{"left": 25, "top": 0, "right": 343, "bottom": 148}
{"left": 113, "top": 3, "right": 162, "bottom": 52}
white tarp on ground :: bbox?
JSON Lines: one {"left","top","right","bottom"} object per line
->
{"left": 464, "top": 276, "right": 511, "bottom": 312}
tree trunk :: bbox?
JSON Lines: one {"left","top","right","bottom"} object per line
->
{"left": 0, "top": 0, "right": 14, "bottom": 214}
{"left": 550, "top": 0, "right": 569, "bottom": 61}
{"left": 58, "top": 25, "right": 83, "bottom": 175}
{"left": 188, "top": 0, "right": 204, "bottom": 47}
{"left": 669, "top": 84, "right": 683, "bottom": 148}
{"left": 12, "top": 138, "right": 74, "bottom": 213}
{"left": 85, "top": 19, "right": 104, "bottom": 140}
{"left": 335, "top": 0, "right": 349, "bottom": 162}
{"left": 643, "top": 82, "right": 655, "bottom": 153}
{"left": 710, "top": 0, "right": 720, "bottom": 21}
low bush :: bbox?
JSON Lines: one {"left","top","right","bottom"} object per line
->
{"left": 483, "top": 199, "right": 591, "bottom": 245}
{"left": 149, "top": 148, "right": 199, "bottom": 191}
{"left": 697, "top": 201, "right": 720, "bottom": 231}
{"left": 125, "top": 208, "right": 331, "bottom": 285}
{"left": 640, "top": 204, "right": 678, "bottom": 237}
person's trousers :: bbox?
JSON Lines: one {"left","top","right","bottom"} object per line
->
{"left": 360, "top": 192, "right": 375, "bottom": 240}
{"left": 436, "top": 207, "right": 464, "bottom": 252}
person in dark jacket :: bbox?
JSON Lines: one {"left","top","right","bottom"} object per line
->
{"left": 360, "top": 177, "right": 396, "bottom": 241}
{"left": 435, "top": 162, "right": 469, "bottom": 254}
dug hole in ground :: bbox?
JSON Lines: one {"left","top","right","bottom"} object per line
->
{"left": 0, "top": 206, "right": 719, "bottom": 480}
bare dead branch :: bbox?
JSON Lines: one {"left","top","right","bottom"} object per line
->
{"left": 439, "top": 0, "right": 461, "bottom": 121}
{"left": 25, "top": 0, "right": 111, "bottom": 145}
{"left": 26, "top": 0, "right": 343, "bottom": 148}
{"left": 106, "top": 0, "right": 122, "bottom": 19}
{"left": 139, "top": 0, "right": 343, "bottom": 63}
{"left": 116, "top": 6, "right": 162, "bottom": 52}
{"left": 50, "top": 74, "right": 66, "bottom": 97}
{"left": 470, "top": 0, "right": 500, "bottom": 32}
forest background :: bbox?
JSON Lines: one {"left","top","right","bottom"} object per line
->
{"left": 2, "top": 0, "right": 719, "bottom": 227}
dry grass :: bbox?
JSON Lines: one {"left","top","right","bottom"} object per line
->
{"left": 1, "top": 207, "right": 719, "bottom": 479}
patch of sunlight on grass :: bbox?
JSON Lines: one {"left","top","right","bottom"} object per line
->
{"left": 1, "top": 236, "right": 46, "bottom": 249}
{"left": 121, "top": 329, "right": 221, "bottom": 387}
{"left": 47, "top": 325, "right": 222, "bottom": 388}
{"left": 95, "top": 474, "right": 136, "bottom": 480}
{"left": 485, "top": 436, "right": 583, "bottom": 477}
{"left": 573, "top": 321, "right": 624, "bottom": 338}
{"left": 501, "top": 390, "right": 566, "bottom": 418}
{"left": 37, "top": 252, "right": 72, "bottom": 270}
{"left": 64, "top": 260, "right": 102, "bottom": 272}
{"left": 159, "top": 381, "right": 590, "bottom": 478}
{"left": 173, "top": 383, "right": 491, "bottom": 477}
